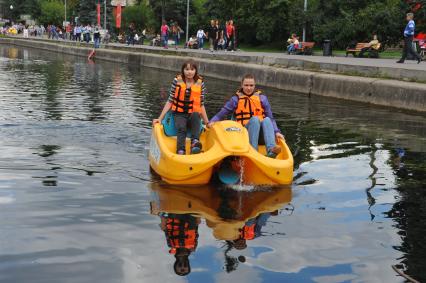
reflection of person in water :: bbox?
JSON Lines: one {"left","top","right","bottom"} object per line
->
{"left": 394, "top": 148, "right": 408, "bottom": 178}
{"left": 224, "top": 210, "right": 278, "bottom": 273}
{"left": 160, "top": 213, "right": 200, "bottom": 276}
{"left": 232, "top": 211, "right": 277, "bottom": 249}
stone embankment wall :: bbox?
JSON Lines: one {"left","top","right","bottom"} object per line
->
{"left": 1, "top": 37, "right": 425, "bottom": 112}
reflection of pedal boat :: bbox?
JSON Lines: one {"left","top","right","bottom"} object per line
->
{"left": 149, "top": 119, "right": 293, "bottom": 185}
{"left": 150, "top": 184, "right": 292, "bottom": 240}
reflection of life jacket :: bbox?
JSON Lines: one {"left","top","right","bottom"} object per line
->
{"left": 165, "top": 217, "right": 199, "bottom": 254}
{"left": 171, "top": 75, "right": 203, "bottom": 114}
{"left": 239, "top": 223, "right": 256, "bottom": 240}
{"left": 234, "top": 90, "right": 265, "bottom": 126}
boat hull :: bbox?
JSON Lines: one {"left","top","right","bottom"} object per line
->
{"left": 149, "top": 120, "right": 293, "bottom": 185}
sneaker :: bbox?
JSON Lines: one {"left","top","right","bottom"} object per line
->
{"left": 191, "top": 139, "right": 202, "bottom": 154}
{"left": 396, "top": 60, "right": 404, "bottom": 63}
{"left": 177, "top": 150, "right": 185, "bottom": 155}
{"left": 418, "top": 58, "right": 422, "bottom": 64}
{"left": 266, "top": 145, "right": 281, "bottom": 158}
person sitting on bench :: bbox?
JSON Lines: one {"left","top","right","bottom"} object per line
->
{"left": 359, "top": 33, "right": 380, "bottom": 58}
{"left": 287, "top": 34, "right": 299, "bottom": 54}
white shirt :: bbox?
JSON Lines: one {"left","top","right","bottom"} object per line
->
{"left": 196, "top": 29, "right": 205, "bottom": 39}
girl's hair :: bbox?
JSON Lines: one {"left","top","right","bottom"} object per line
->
{"left": 181, "top": 60, "right": 200, "bottom": 82}
{"left": 241, "top": 74, "right": 255, "bottom": 83}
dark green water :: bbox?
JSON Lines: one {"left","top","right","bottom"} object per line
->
{"left": 0, "top": 45, "right": 425, "bottom": 283}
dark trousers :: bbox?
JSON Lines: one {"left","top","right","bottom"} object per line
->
{"left": 358, "top": 47, "right": 370, "bottom": 58}
{"left": 400, "top": 36, "right": 421, "bottom": 62}
{"left": 226, "top": 34, "right": 235, "bottom": 51}
{"left": 209, "top": 38, "right": 217, "bottom": 50}
{"left": 127, "top": 35, "right": 134, "bottom": 45}
{"left": 174, "top": 112, "right": 201, "bottom": 152}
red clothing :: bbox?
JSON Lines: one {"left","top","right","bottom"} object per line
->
{"left": 161, "top": 25, "right": 169, "bottom": 36}
{"left": 226, "top": 24, "right": 234, "bottom": 37}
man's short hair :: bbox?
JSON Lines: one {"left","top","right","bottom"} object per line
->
{"left": 407, "top": 13, "right": 414, "bottom": 18}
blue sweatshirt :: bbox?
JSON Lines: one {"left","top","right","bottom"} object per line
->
{"left": 210, "top": 92, "right": 281, "bottom": 134}
{"left": 404, "top": 20, "right": 415, "bottom": 37}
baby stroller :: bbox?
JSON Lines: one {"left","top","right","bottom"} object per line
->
{"left": 185, "top": 37, "right": 199, "bottom": 49}
{"left": 420, "top": 40, "right": 426, "bottom": 60}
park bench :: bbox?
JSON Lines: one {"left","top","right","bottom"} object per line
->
{"left": 295, "top": 42, "right": 315, "bottom": 55}
{"left": 346, "top": 42, "right": 382, "bottom": 58}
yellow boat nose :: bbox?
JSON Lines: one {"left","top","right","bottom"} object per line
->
{"left": 211, "top": 121, "right": 250, "bottom": 154}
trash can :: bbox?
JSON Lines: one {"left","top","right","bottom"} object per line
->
{"left": 323, "top": 39, "right": 332, "bottom": 56}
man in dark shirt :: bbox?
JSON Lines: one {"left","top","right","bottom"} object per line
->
{"left": 206, "top": 20, "right": 218, "bottom": 52}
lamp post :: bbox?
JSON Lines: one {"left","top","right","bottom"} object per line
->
{"left": 104, "top": 0, "right": 106, "bottom": 30}
{"left": 64, "top": 0, "right": 67, "bottom": 26}
{"left": 9, "top": 5, "right": 13, "bottom": 26}
{"left": 302, "top": 0, "right": 307, "bottom": 42}
{"left": 185, "top": 0, "right": 189, "bottom": 44}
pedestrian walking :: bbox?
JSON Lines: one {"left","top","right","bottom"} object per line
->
{"left": 127, "top": 23, "right": 136, "bottom": 45}
{"left": 172, "top": 23, "right": 183, "bottom": 49}
{"left": 93, "top": 26, "right": 101, "bottom": 48}
{"left": 196, "top": 28, "right": 206, "bottom": 49}
{"left": 75, "top": 25, "right": 82, "bottom": 42}
{"left": 226, "top": 20, "right": 236, "bottom": 51}
{"left": 397, "top": 13, "right": 422, "bottom": 64}
{"left": 161, "top": 20, "right": 170, "bottom": 49}
{"left": 206, "top": 20, "right": 218, "bottom": 52}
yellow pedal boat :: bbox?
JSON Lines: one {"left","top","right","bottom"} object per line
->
{"left": 150, "top": 184, "right": 292, "bottom": 240}
{"left": 149, "top": 119, "right": 293, "bottom": 185}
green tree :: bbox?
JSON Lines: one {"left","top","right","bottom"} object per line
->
{"left": 122, "top": 3, "right": 156, "bottom": 31}
{"left": 309, "top": 0, "right": 407, "bottom": 48}
{"left": 410, "top": 0, "right": 426, "bottom": 33}
{"left": 39, "top": 0, "right": 65, "bottom": 25}
{"left": 149, "top": 0, "right": 188, "bottom": 26}
{"left": 22, "top": 0, "right": 42, "bottom": 21}
{"left": 204, "top": 0, "right": 292, "bottom": 45}
{"left": 189, "top": 0, "right": 208, "bottom": 35}
{"left": 65, "top": 0, "right": 79, "bottom": 24}
{"left": 77, "top": 0, "right": 96, "bottom": 25}
{"left": 237, "top": 0, "right": 291, "bottom": 44}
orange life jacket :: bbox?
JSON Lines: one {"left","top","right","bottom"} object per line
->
{"left": 171, "top": 75, "right": 203, "bottom": 114}
{"left": 165, "top": 217, "right": 198, "bottom": 254}
{"left": 234, "top": 90, "right": 265, "bottom": 126}
{"left": 239, "top": 223, "right": 256, "bottom": 240}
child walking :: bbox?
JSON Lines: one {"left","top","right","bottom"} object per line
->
{"left": 153, "top": 60, "right": 209, "bottom": 155}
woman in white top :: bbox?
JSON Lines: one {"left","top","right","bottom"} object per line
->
{"left": 196, "top": 29, "right": 206, "bottom": 49}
